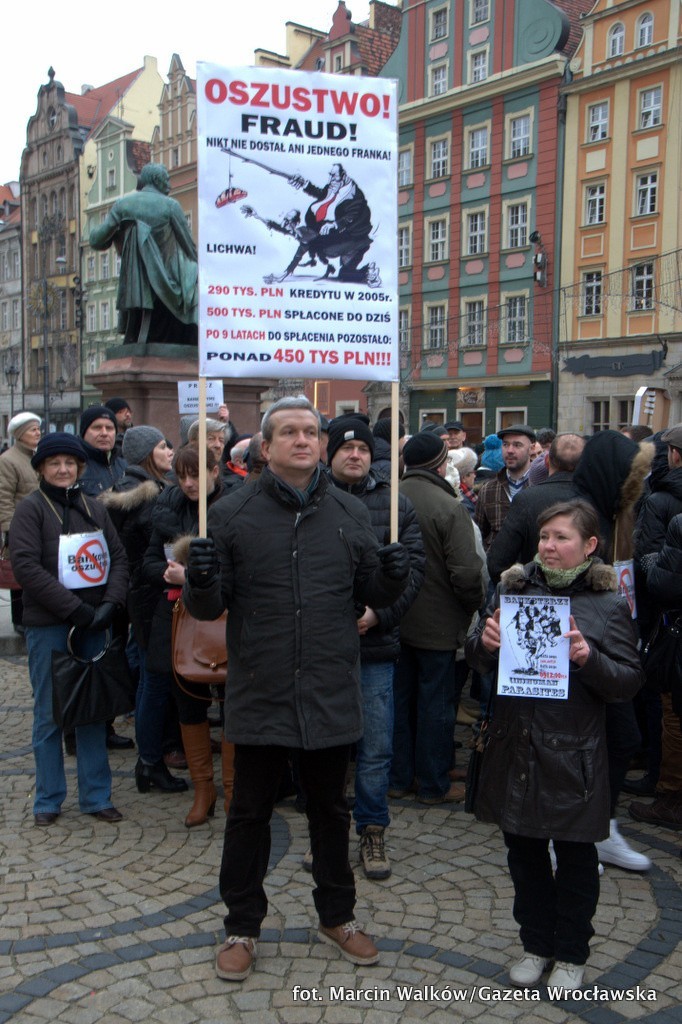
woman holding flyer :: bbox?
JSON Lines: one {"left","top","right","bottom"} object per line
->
{"left": 9, "top": 433, "right": 128, "bottom": 826}
{"left": 465, "top": 501, "right": 642, "bottom": 993}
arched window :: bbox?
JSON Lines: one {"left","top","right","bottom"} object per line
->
{"left": 41, "top": 194, "right": 48, "bottom": 220}
{"left": 50, "top": 191, "right": 57, "bottom": 214}
{"left": 608, "top": 23, "right": 625, "bottom": 58}
{"left": 637, "top": 12, "right": 653, "bottom": 48}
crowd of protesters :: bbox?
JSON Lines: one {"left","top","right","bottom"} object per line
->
{"left": 2, "top": 398, "right": 679, "bottom": 989}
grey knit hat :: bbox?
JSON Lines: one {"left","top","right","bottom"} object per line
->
{"left": 122, "top": 426, "right": 165, "bottom": 466}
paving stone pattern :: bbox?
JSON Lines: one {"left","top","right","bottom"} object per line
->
{"left": 1, "top": 639, "right": 681, "bottom": 1023}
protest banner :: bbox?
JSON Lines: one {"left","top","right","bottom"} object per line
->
{"left": 196, "top": 63, "right": 398, "bottom": 382}
{"left": 498, "top": 595, "right": 571, "bottom": 700}
{"left": 178, "top": 380, "right": 224, "bottom": 415}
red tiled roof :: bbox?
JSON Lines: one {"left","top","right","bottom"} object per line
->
{"left": 64, "top": 68, "right": 142, "bottom": 136}
{"left": 0, "top": 184, "right": 19, "bottom": 206}
{"left": 353, "top": 17, "right": 401, "bottom": 75}
{"left": 552, "top": 0, "right": 596, "bottom": 57}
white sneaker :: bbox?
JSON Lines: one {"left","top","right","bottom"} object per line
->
{"left": 547, "top": 961, "right": 585, "bottom": 992}
{"left": 509, "top": 953, "right": 551, "bottom": 985}
{"left": 595, "top": 819, "right": 651, "bottom": 872}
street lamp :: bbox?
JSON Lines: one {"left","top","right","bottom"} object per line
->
{"left": 38, "top": 212, "right": 66, "bottom": 432}
{"left": 4, "top": 365, "right": 19, "bottom": 420}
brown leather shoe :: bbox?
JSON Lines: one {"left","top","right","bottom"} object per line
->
{"left": 317, "top": 921, "right": 379, "bottom": 965}
{"left": 164, "top": 749, "right": 188, "bottom": 770}
{"left": 34, "top": 812, "right": 59, "bottom": 826}
{"left": 448, "top": 767, "right": 468, "bottom": 781}
{"left": 629, "top": 793, "right": 682, "bottom": 831}
{"left": 215, "top": 936, "right": 256, "bottom": 981}
{"left": 418, "top": 782, "right": 466, "bottom": 805}
{"left": 90, "top": 807, "right": 123, "bottom": 822}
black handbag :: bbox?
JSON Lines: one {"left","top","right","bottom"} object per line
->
{"left": 642, "top": 612, "right": 682, "bottom": 694}
{"left": 52, "top": 628, "right": 137, "bottom": 731}
{"left": 464, "top": 689, "right": 494, "bottom": 815}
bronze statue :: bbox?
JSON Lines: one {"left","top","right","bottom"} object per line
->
{"left": 89, "top": 163, "right": 198, "bottom": 345}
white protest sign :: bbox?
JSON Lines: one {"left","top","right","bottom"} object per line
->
{"left": 196, "top": 64, "right": 398, "bottom": 381}
{"left": 177, "top": 380, "right": 224, "bottom": 414}
{"left": 498, "top": 594, "right": 571, "bottom": 700}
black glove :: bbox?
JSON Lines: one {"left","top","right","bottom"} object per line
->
{"left": 68, "top": 602, "right": 95, "bottom": 628}
{"left": 377, "top": 542, "right": 410, "bottom": 581}
{"left": 187, "top": 537, "right": 219, "bottom": 588}
{"left": 89, "top": 602, "right": 117, "bottom": 631}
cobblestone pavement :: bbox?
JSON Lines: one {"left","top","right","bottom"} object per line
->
{"left": 1, "top": 648, "right": 681, "bottom": 1024}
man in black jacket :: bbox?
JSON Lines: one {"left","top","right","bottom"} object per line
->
{"left": 184, "top": 397, "right": 410, "bottom": 981}
{"left": 487, "top": 433, "right": 584, "bottom": 583}
{"left": 328, "top": 415, "right": 425, "bottom": 881}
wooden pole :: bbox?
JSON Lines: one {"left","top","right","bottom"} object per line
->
{"left": 198, "top": 376, "right": 208, "bottom": 537}
{"left": 390, "top": 380, "right": 400, "bottom": 543}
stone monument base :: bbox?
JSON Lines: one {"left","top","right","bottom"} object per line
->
{"left": 85, "top": 345, "right": 277, "bottom": 445}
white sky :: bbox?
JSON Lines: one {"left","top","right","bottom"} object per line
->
{"left": 2, "top": 0, "right": 373, "bottom": 185}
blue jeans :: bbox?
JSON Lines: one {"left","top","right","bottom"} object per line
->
{"left": 25, "top": 624, "right": 114, "bottom": 815}
{"left": 136, "top": 647, "right": 173, "bottom": 764}
{"left": 354, "top": 660, "right": 394, "bottom": 832}
{"left": 391, "top": 643, "right": 456, "bottom": 800}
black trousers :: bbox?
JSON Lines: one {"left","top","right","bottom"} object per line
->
{"left": 220, "top": 743, "right": 355, "bottom": 938}
{"left": 605, "top": 700, "right": 641, "bottom": 814}
{"left": 504, "top": 832, "right": 600, "bottom": 965}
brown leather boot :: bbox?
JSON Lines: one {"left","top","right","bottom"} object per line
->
{"left": 222, "top": 740, "right": 235, "bottom": 815}
{"left": 179, "top": 722, "right": 217, "bottom": 828}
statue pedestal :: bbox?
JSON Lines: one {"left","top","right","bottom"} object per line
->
{"left": 85, "top": 345, "right": 277, "bottom": 445}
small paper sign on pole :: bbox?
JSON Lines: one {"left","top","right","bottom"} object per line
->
{"left": 178, "top": 380, "right": 224, "bottom": 415}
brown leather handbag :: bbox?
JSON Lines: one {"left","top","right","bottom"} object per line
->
{"left": 0, "top": 547, "right": 20, "bottom": 590}
{"left": 171, "top": 598, "right": 227, "bottom": 686}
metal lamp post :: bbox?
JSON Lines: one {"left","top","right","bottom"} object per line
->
{"left": 38, "top": 213, "right": 66, "bottom": 433}
{"left": 4, "top": 364, "right": 19, "bottom": 421}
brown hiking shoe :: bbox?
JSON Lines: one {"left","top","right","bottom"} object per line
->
{"left": 418, "top": 781, "right": 466, "bottom": 805}
{"left": 318, "top": 921, "right": 379, "bottom": 965}
{"left": 359, "top": 825, "right": 391, "bottom": 879}
{"left": 215, "top": 936, "right": 256, "bottom": 981}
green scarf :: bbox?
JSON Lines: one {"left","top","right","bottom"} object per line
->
{"left": 533, "top": 553, "right": 592, "bottom": 589}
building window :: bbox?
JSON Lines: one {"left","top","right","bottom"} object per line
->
{"left": 592, "top": 400, "right": 610, "bottom": 432}
{"left": 398, "top": 225, "right": 412, "bottom": 268}
{"left": 431, "top": 7, "right": 447, "bottom": 40}
{"left": 468, "top": 126, "right": 488, "bottom": 169}
{"left": 172, "top": 147, "right": 180, "bottom": 168}
{"left": 107, "top": 168, "right": 116, "bottom": 189}
{"left": 639, "top": 86, "right": 662, "bottom": 129}
{"left": 588, "top": 101, "right": 609, "bottom": 142}
{"left": 631, "top": 263, "right": 654, "bottom": 310}
{"left": 100, "top": 252, "right": 110, "bottom": 280}
{"left": 472, "top": 0, "right": 489, "bottom": 23}
{"left": 115, "top": 253, "right": 122, "bottom": 276}
{"left": 428, "top": 218, "right": 448, "bottom": 262}
{"left": 86, "top": 303, "right": 96, "bottom": 332}
{"left": 608, "top": 23, "right": 625, "bottom": 58}
{"left": 0, "top": 303, "right": 7, "bottom": 331}
{"left": 505, "top": 296, "right": 527, "bottom": 343}
{"left": 582, "top": 271, "right": 602, "bottom": 315}
{"left": 13, "top": 300, "right": 20, "bottom": 329}
{"left": 398, "top": 148, "right": 413, "bottom": 187}
{"left": 59, "top": 291, "right": 67, "bottom": 330}
{"left": 430, "top": 138, "right": 449, "bottom": 178}
{"left": 509, "top": 114, "right": 531, "bottom": 158}
{"left": 13, "top": 251, "right": 20, "bottom": 278}
{"left": 100, "top": 301, "right": 110, "bottom": 331}
{"left": 424, "top": 305, "right": 447, "bottom": 349}
{"left": 470, "top": 50, "right": 488, "bottom": 84}
{"left": 466, "top": 210, "right": 486, "bottom": 256}
{"left": 585, "top": 183, "right": 606, "bottom": 225}
{"left": 637, "top": 12, "right": 653, "bottom": 48}
{"left": 617, "top": 399, "right": 634, "bottom": 429}
{"left": 464, "top": 300, "right": 486, "bottom": 346}
{"left": 334, "top": 54, "right": 343, "bottom": 72}
{"left": 86, "top": 255, "right": 96, "bottom": 282}
{"left": 506, "top": 203, "right": 528, "bottom": 248}
{"left": 430, "top": 64, "right": 448, "bottom": 96}
{"left": 399, "top": 308, "right": 411, "bottom": 351}
{"left": 636, "top": 172, "right": 657, "bottom": 215}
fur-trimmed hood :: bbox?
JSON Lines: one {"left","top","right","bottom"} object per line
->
{"left": 169, "top": 533, "right": 193, "bottom": 567}
{"left": 501, "top": 559, "right": 617, "bottom": 593}
{"left": 99, "top": 478, "right": 164, "bottom": 512}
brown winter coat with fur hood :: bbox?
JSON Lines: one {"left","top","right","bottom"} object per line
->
{"left": 465, "top": 559, "right": 642, "bottom": 842}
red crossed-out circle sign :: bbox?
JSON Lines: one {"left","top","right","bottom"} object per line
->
{"left": 74, "top": 538, "right": 107, "bottom": 584}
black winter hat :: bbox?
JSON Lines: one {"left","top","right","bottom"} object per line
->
{"left": 373, "top": 417, "right": 405, "bottom": 443}
{"left": 403, "top": 432, "right": 448, "bottom": 471}
{"left": 80, "top": 406, "right": 117, "bottom": 437}
{"left": 327, "top": 414, "right": 375, "bottom": 464}
{"left": 104, "top": 397, "right": 131, "bottom": 414}
{"left": 31, "top": 433, "right": 86, "bottom": 469}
